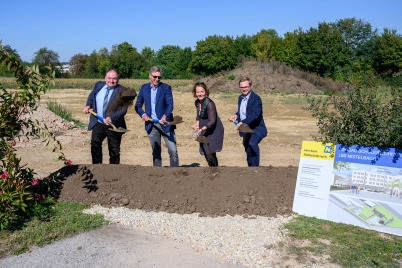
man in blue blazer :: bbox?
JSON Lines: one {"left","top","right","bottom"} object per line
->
{"left": 83, "top": 70, "right": 127, "bottom": 164}
{"left": 135, "top": 66, "right": 179, "bottom": 167}
{"left": 229, "top": 77, "right": 267, "bottom": 166}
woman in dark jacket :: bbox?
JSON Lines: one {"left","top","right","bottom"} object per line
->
{"left": 191, "top": 82, "right": 224, "bottom": 167}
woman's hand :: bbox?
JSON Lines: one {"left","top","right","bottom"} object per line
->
{"left": 191, "top": 121, "right": 199, "bottom": 130}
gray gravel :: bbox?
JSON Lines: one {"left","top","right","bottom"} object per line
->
{"left": 83, "top": 206, "right": 293, "bottom": 267}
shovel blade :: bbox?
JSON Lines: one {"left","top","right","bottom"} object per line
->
{"left": 195, "top": 136, "right": 209, "bottom": 143}
{"left": 165, "top": 115, "right": 184, "bottom": 126}
{"left": 111, "top": 127, "right": 130, "bottom": 133}
{"left": 238, "top": 123, "right": 254, "bottom": 133}
{"left": 109, "top": 123, "right": 130, "bottom": 133}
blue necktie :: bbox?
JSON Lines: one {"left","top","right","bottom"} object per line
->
{"left": 103, "top": 87, "right": 110, "bottom": 115}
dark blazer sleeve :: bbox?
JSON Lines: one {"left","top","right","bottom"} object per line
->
{"left": 135, "top": 84, "right": 146, "bottom": 117}
{"left": 159, "top": 83, "right": 175, "bottom": 132}
{"left": 162, "top": 84, "right": 173, "bottom": 118}
{"left": 86, "top": 81, "right": 105, "bottom": 130}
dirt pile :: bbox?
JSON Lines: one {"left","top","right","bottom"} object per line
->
{"left": 53, "top": 164, "right": 297, "bottom": 217}
{"left": 15, "top": 104, "right": 89, "bottom": 149}
{"left": 178, "top": 64, "right": 323, "bottom": 94}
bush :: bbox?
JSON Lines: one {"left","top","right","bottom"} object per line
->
{"left": 304, "top": 87, "right": 402, "bottom": 149}
{"left": 228, "top": 75, "right": 236, "bottom": 80}
{"left": 0, "top": 43, "right": 71, "bottom": 230}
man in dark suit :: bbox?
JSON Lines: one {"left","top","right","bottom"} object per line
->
{"left": 229, "top": 77, "right": 267, "bottom": 166}
{"left": 83, "top": 69, "right": 127, "bottom": 164}
{"left": 135, "top": 66, "right": 179, "bottom": 167}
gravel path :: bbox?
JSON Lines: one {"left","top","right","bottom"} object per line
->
{"left": 83, "top": 205, "right": 294, "bottom": 267}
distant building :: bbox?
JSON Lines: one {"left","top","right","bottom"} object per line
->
{"left": 58, "top": 64, "right": 71, "bottom": 74}
{"left": 350, "top": 170, "right": 401, "bottom": 192}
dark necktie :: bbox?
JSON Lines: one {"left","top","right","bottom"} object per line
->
{"left": 103, "top": 87, "right": 111, "bottom": 114}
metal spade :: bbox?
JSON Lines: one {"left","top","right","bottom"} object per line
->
{"left": 148, "top": 115, "right": 184, "bottom": 126}
{"left": 234, "top": 121, "right": 254, "bottom": 133}
{"left": 194, "top": 129, "right": 209, "bottom": 143}
{"left": 88, "top": 109, "right": 130, "bottom": 133}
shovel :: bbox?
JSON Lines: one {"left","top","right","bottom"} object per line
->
{"left": 88, "top": 109, "right": 130, "bottom": 133}
{"left": 148, "top": 115, "right": 184, "bottom": 126}
{"left": 234, "top": 121, "right": 254, "bottom": 133}
{"left": 194, "top": 129, "right": 209, "bottom": 143}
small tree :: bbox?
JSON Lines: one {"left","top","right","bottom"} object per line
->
{"left": 373, "top": 28, "right": 402, "bottom": 77}
{"left": 304, "top": 87, "right": 402, "bottom": 149}
{"left": 32, "top": 47, "right": 63, "bottom": 77}
{"left": 233, "top": 34, "right": 253, "bottom": 60}
{"left": 190, "top": 35, "right": 237, "bottom": 76}
{"left": 69, "top": 53, "right": 87, "bottom": 76}
{"left": 296, "top": 22, "right": 352, "bottom": 77}
{"left": 153, "top": 45, "right": 193, "bottom": 79}
{"left": 84, "top": 50, "right": 99, "bottom": 78}
{"left": 0, "top": 42, "right": 70, "bottom": 229}
{"left": 251, "top": 29, "right": 279, "bottom": 61}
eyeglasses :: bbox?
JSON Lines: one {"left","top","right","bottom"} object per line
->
{"left": 195, "top": 82, "right": 206, "bottom": 86}
{"left": 152, "top": 76, "right": 161, "bottom": 79}
{"left": 240, "top": 86, "right": 250, "bottom": 89}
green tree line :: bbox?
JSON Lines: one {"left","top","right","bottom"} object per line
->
{"left": 1, "top": 17, "right": 401, "bottom": 87}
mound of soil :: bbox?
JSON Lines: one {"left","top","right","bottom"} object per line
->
{"left": 53, "top": 164, "right": 298, "bottom": 217}
{"left": 178, "top": 63, "right": 323, "bottom": 94}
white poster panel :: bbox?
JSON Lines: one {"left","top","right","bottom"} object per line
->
{"left": 293, "top": 141, "right": 335, "bottom": 218}
{"left": 293, "top": 141, "right": 402, "bottom": 236}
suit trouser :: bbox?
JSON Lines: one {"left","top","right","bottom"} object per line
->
{"left": 91, "top": 123, "right": 122, "bottom": 164}
{"left": 242, "top": 133, "right": 263, "bottom": 167}
{"left": 147, "top": 123, "right": 179, "bottom": 167}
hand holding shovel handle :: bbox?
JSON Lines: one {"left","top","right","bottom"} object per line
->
{"left": 147, "top": 115, "right": 183, "bottom": 126}
{"left": 88, "top": 109, "right": 130, "bottom": 133}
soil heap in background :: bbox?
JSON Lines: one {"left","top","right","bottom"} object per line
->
{"left": 179, "top": 64, "right": 323, "bottom": 94}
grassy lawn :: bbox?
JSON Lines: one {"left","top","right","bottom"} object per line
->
{"left": 0, "top": 199, "right": 108, "bottom": 258}
{"left": 283, "top": 215, "right": 402, "bottom": 267}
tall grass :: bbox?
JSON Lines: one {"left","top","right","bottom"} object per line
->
{"left": 45, "top": 99, "right": 73, "bottom": 122}
{"left": 0, "top": 77, "right": 193, "bottom": 90}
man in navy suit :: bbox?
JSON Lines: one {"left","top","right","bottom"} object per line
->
{"left": 135, "top": 66, "right": 179, "bottom": 167}
{"left": 83, "top": 70, "right": 127, "bottom": 164}
{"left": 229, "top": 77, "right": 267, "bottom": 166}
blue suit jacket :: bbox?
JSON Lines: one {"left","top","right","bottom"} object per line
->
{"left": 135, "top": 82, "right": 176, "bottom": 133}
{"left": 86, "top": 81, "right": 127, "bottom": 131}
{"left": 235, "top": 91, "right": 267, "bottom": 138}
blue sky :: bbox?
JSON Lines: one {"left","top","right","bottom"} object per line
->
{"left": 1, "top": 0, "right": 401, "bottom": 62}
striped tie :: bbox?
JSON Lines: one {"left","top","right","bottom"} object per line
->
{"left": 103, "top": 87, "right": 110, "bottom": 115}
